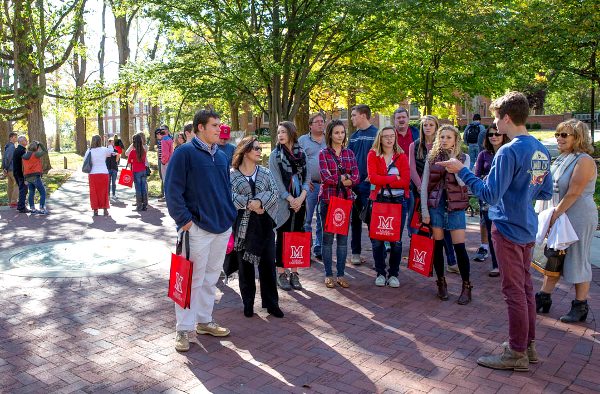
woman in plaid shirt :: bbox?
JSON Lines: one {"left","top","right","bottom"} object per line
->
{"left": 318, "top": 120, "right": 359, "bottom": 288}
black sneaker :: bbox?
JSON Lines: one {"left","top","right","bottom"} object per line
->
{"left": 473, "top": 247, "right": 489, "bottom": 262}
{"left": 17, "top": 208, "right": 30, "bottom": 213}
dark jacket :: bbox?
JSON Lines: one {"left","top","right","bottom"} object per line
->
{"left": 427, "top": 153, "right": 469, "bottom": 211}
{"left": 2, "top": 142, "right": 15, "bottom": 172}
{"left": 165, "top": 138, "right": 236, "bottom": 232}
{"left": 13, "top": 145, "right": 26, "bottom": 178}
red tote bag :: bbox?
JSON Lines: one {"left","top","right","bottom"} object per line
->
{"left": 324, "top": 196, "right": 353, "bottom": 236}
{"left": 410, "top": 196, "right": 422, "bottom": 229}
{"left": 168, "top": 231, "right": 193, "bottom": 308}
{"left": 408, "top": 226, "right": 434, "bottom": 277}
{"left": 369, "top": 201, "right": 402, "bottom": 242}
{"left": 118, "top": 167, "right": 133, "bottom": 188}
{"left": 282, "top": 213, "right": 311, "bottom": 268}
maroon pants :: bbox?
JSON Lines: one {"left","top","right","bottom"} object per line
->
{"left": 491, "top": 224, "right": 536, "bottom": 352}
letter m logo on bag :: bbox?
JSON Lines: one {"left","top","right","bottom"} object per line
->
{"left": 378, "top": 216, "right": 394, "bottom": 231}
{"left": 290, "top": 246, "right": 304, "bottom": 259}
{"left": 413, "top": 249, "right": 427, "bottom": 265}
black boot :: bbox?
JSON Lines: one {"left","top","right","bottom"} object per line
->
{"left": 142, "top": 194, "right": 148, "bottom": 211}
{"left": 436, "top": 277, "right": 449, "bottom": 301}
{"left": 535, "top": 291, "right": 552, "bottom": 313}
{"left": 560, "top": 300, "right": 589, "bottom": 323}
{"left": 457, "top": 281, "right": 473, "bottom": 305}
{"left": 135, "top": 196, "right": 143, "bottom": 211}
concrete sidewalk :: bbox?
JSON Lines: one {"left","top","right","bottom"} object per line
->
{"left": 0, "top": 170, "right": 599, "bottom": 393}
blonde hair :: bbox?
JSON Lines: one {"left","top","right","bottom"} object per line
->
{"left": 556, "top": 119, "right": 594, "bottom": 155}
{"left": 371, "top": 126, "right": 402, "bottom": 156}
{"left": 428, "top": 125, "right": 463, "bottom": 163}
{"left": 416, "top": 115, "right": 439, "bottom": 160}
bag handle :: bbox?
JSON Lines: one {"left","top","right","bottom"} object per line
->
{"left": 176, "top": 230, "right": 191, "bottom": 261}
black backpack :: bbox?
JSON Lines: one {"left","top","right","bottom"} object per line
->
{"left": 464, "top": 123, "right": 481, "bottom": 144}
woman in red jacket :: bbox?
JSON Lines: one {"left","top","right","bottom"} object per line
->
{"left": 367, "top": 126, "right": 410, "bottom": 288}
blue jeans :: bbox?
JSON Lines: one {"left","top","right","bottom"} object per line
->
{"left": 370, "top": 196, "right": 406, "bottom": 278}
{"left": 27, "top": 176, "right": 46, "bottom": 209}
{"left": 133, "top": 171, "right": 147, "bottom": 199}
{"left": 304, "top": 183, "right": 323, "bottom": 256}
{"left": 319, "top": 201, "right": 348, "bottom": 277}
{"left": 108, "top": 170, "right": 117, "bottom": 196}
{"left": 406, "top": 188, "right": 417, "bottom": 236}
{"left": 351, "top": 183, "right": 371, "bottom": 255}
{"left": 468, "top": 144, "right": 479, "bottom": 170}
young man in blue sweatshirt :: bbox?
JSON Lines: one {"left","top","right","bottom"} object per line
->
{"left": 347, "top": 104, "right": 378, "bottom": 265}
{"left": 165, "top": 109, "right": 237, "bottom": 352}
{"left": 438, "top": 92, "right": 552, "bottom": 371}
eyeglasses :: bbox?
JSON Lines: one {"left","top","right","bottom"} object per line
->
{"left": 381, "top": 134, "right": 395, "bottom": 139}
{"left": 252, "top": 146, "right": 263, "bottom": 152}
{"left": 488, "top": 132, "right": 502, "bottom": 137}
{"left": 555, "top": 132, "right": 573, "bottom": 139}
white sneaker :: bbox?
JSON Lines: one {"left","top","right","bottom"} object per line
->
{"left": 351, "top": 254, "right": 362, "bottom": 265}
{"left": 375, "top": 275, "right": 386, "bottom": 287}
{"left": 387, "top": 276, "right": 400, "bottom": 288}
{"left": 174, "top": 331, "right": 189, "bottom": 352}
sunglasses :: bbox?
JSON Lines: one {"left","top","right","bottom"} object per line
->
{"left": 555, "top": 132, "right": 573, "bottom": 139}
{"left": 251, "top": 146, "right": 262, "bottom": 152}
{"left": 488, "top": 132, "right": 502, "bottom": 137}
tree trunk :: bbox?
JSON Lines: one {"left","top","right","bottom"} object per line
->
{"left": 591, "top": 80, "right": 596, "bottom": 145}
{"left": 347, "top": 88, "right": 357, "bottom": 133}
{"left": 115, "top": 14, "right": 131, "bottom": 144}
{"left": 74, "top": 27, "right": 87, "bottom": 155}
{"left": 97, "top": 0, "right": 106, "bottom": 137}
{"left": 27, "top": 98, "right": 51, "bottom": 171}
{"left": 0, "top": 121, "right": 11, "bottom": 153}
{"left": 295, "top": 95, "right": 310, "bottom": 136}
{"left": 229, "top": 100, "right": 240, "bottom": 130}
{"left": 54, "top": 97, "right": 61, "bottom": 152}
{"left": 148, "top": 101, "right": 159, "bottom": 151}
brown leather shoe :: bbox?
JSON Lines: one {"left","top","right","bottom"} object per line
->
{"left": 457, "top": 281, "right": 473, "bottom": 305}
{"left": 436, "top": 277, "right": 449, "bottom": 300}
{"left": 325, "top": 277, "right": 335, "bottom": 288}
{"left": 336, "top": 277, "right": 350, "bottom": 288}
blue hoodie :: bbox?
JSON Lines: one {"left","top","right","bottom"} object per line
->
{"left": 348, "top": 124, "right": 378, "bottom": 184}
{"left": 458, "top": 135, "right": 552, "bottom": 244}
{"left": 165, "top": 138, "right": 236, "bottom": 233}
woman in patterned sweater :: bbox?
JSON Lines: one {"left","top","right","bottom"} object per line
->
{"left": 231, "top": 136, "right": 283, "bottom": 318}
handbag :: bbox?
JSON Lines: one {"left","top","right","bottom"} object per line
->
{"left": 410, "top": 195, "right": 422, "bottom": 229}
{"left": 368, "top": 186, "right": 403, "bottom": 242}
{"left": 82, "top": 150, "right": 92, "bottom": 173}
{"left": 324, "top": 180, "right": 353, "bottom": 236}
{"left": 118, "top": 165, "right": 134, "bottom": 188}
{"left": 168, "top": 231, "right": 193, "bottom": 308}
{"left": 282, "top": 212, "right": 311, "bottom": 268}
{"left": 223, "top": 250, "right": 239, "bottom": 277}
{"left": 532, "top": 240, "right": 566, "bottom": 277}
{"left": 145, "top": 166, "right": 152, "bottom": 176}
{"left": 408, "top": 225, "right": 434, "bottom": 277}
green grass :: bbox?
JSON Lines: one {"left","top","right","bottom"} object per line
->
{"left": 49, "top": 151, "right": 84, "bottom": 170}
{"left": 529, "top": 131, "right": 557, "bottom": 141}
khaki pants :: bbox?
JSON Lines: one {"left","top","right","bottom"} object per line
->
{"left": 6, "top": 171, "right": 18, "bottom": 204}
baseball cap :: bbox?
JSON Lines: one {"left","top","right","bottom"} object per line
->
{"left": 219, "top": 124, "right": 231, "bottom": 140}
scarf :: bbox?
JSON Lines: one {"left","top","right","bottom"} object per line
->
{"left": 276, "top": 143, "right": 306, "bottom": 197}
{"left": 234, "top": 211, "right": 273, "bottom": 265}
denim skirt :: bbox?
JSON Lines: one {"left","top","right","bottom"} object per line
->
{"left": 429, "top": 194, "right": 466, "bottom": 231}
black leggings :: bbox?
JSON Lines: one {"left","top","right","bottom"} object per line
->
{"left": 433, "top": 240, "right": 470, "bottom": 282}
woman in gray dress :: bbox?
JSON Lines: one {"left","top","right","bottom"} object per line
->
{"left": 535, "top": 119, "right": 597, "bottom": 323}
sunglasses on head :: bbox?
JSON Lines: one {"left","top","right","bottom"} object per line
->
{"left": 555, "top": 132, "right": 573, "bottom": 139}
{"left": 488, "top": 132, "right": 502, "bottom": 137}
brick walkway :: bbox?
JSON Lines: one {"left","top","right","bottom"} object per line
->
{"left": 0, "top": 171, "right": 599, "bottom": 393}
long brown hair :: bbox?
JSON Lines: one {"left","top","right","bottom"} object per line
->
{"left": 416, "top": 115, "right": 439, "bottom": 160}
{"left": 232, "top": 135, "right": 259, "bottom": 170}
{"left": 132, "top": 132, "right": 145, "bottom": 163}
